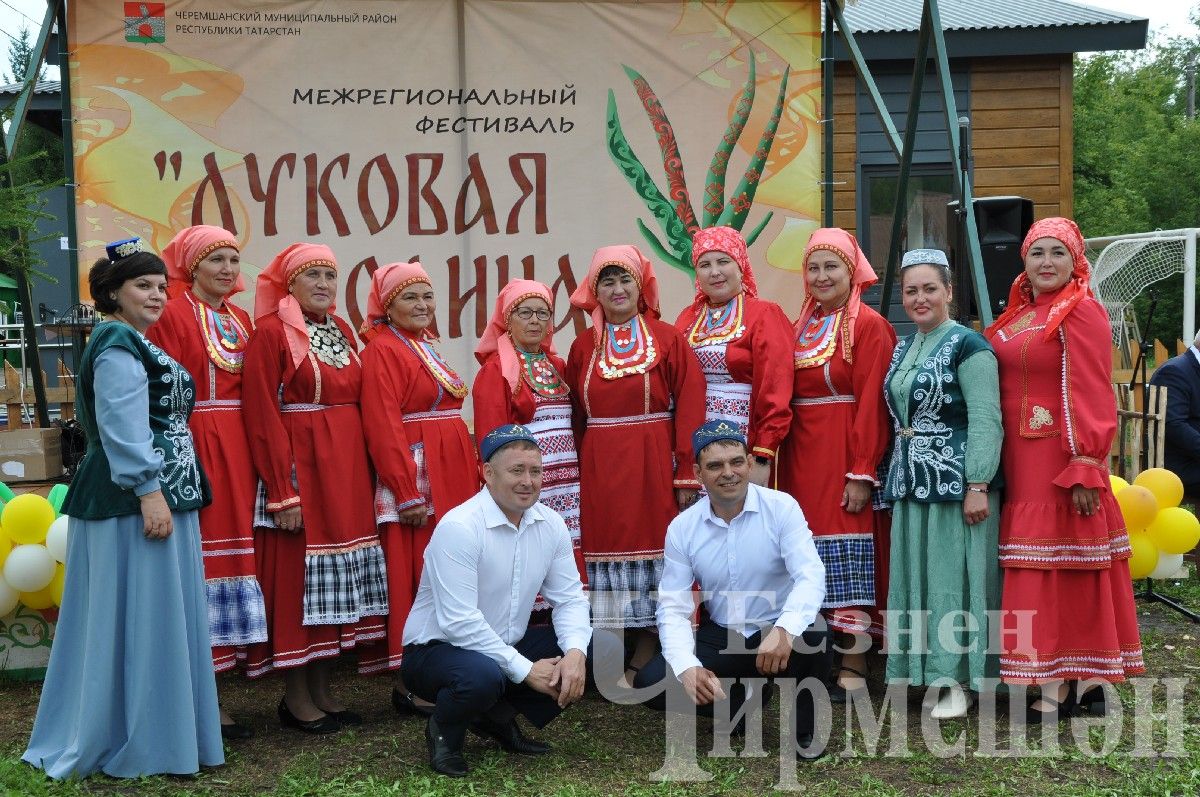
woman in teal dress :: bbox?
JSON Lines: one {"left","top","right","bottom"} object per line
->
{"left": 22, "top": 239, "right": 222, "bottom": 779}
{"left": 882, "top": 249, "right": 1003, "bottom": 719}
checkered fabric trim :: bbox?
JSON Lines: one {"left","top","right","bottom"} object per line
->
{"left": 206, "top": 575, "right": 268, "bottom": 647}
{"left": 302, "top": 543, "right": 390, "bottom": 625}
{"left": 871, "top": 455, "right": 892, "bottom": 512}
{"left": 254, "top": 469, "right": 299, "bottom": 528}
{"left": 585, "top": 557, "right": 664, "bottom": 629}
{"left": 815, "top": 536, "right": 876, "bottom": 608}
{"left": 375, "top": 441, "right": 432, "bottom": 523}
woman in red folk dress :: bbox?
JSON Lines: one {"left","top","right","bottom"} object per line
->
{"left": 473, "top": 279, "right": 584, "bottom": 585}
{"left": 779, "top": 228, "right": 896, "bottom": 700}
{"left": 984, "top": 217, "right": 1143, "bottom": 721}
{"left": 358, "top": 261, "right": 479, "bottom": 709}
{"left": 566, "top": 245, "right": 706, "bottom": 684}
{"left": 148, "top": 225, "right": 267, "bottom": 740}
{"left": 674, "top": 226, "right": 793, "bottom": 487}
{"left": 243, "top": 243, "right": 389, "bottom": 734}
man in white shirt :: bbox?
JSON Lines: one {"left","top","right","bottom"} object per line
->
{"left": 401, "top": 424, "right": 592, "bottom": 777}
{"left": 634, "top": 420, "right": 832, "bottom": 758}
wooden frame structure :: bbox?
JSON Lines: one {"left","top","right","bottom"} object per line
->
{"left": 823, "top": 0, "right": 992, "bottom": 325}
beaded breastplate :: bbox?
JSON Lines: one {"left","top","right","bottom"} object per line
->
{"left": 520, "top": 349, "right": 569, "bottom": 397}
{"left": 306, "top": 317, "right": 351, "bottom": 368}
{"left": 196, "top": 300, "right": 250, "bottom": 373}
{"left": 793, "top": 308, "right": 843, "bottom": 369}
{"left": 598, "top": 315, "right": 658, "bottom": 379}
{"left": 394, "top": 325, "right": 468, "bottom": 398}
{"left": 687, "top": 293, "right": 746, "bottom": 347}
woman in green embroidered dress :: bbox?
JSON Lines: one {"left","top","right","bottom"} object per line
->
{"left": 881, "top": 249, "right": 1003, "bottom": 719}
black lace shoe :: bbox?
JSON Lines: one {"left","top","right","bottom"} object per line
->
{"left": 469, "top": 716, "right": 552, "bottom": 755}
{"left": 795, "top": 732, "right": 826, "bottom": 760}
{"left": 426, "top": 716, "right": 468, "bottom": 777}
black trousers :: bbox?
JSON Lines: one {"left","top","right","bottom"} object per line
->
{"left": 633, "top": 620, "right": 832, "bottom": 736}
{"left": 400, "top": 626, "right": 572, "bottom": 744}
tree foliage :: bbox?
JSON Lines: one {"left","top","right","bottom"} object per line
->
{"left": 3, "top": 27, "right": 46, "bottom": 85}
{"left": 1074, "top": 12, "right": 1200, "bottom": 345}
{"left": 1, "top": 25, "right": 62, "bottom": 186}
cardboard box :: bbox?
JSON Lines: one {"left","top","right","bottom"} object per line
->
{"left": 0, "top": 428, "right": 63, "bottom": 483}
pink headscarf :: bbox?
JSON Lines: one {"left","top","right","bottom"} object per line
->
{"left": 569, "top": 245, "right": 661, "bottom": 346}
{"left": 161, "top": 224, "right": 243, "bottom": 300}
{"left": 254, "top": 243, "right": 339, "bottom": 370}
{"left": 358, "top": 261, "right": 434, "bottom": 343}
{"left": 794, "top": 228, "right": 878, "bottom": 363}
{"left": 690, "top": 226, "right": 758, "bottom": 304}
{"left": 474, "top": 279, "right": 558, "bottom": 395}
{"left": 985, "top": 217, "right": 1093, "bottom": 342}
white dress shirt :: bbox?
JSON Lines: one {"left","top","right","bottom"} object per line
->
{"left": 657, "top": 483, "right": 826, "bottom": 679}
{"left": 402, "top": 487, "right": 592, "bottom": 683}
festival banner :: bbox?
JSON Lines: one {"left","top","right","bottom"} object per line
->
{"left": 70, "top": 0, "right": 823, "bottom": 409}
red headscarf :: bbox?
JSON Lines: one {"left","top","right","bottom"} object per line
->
{"left": 793, "top": 228, "right": 878, "bottom": 363}
{"left": 569, "top": 245, "right": 661, "bottom": 346}
{"left": 254, "top": 243, "right": 339, "bottom": 369}
{"left": 358, "top": 261, "right": 434, "bottom": 344}
{"left": 474, "top": 279, "right": 558, "bottom": 395}
{"left": 985, "top": 217, "right": 1092, "bottom": 342}
{"left": 161, "top": 224, "right": 243, "bottom": 300}
{"left": 689, "top": 226, "right": 758, "bottom": 304}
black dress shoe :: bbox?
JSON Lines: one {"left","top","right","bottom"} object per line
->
{"left": 1074, "top": 684, "right": 1109, "bottom": 716}
{"left": 470, "top": 716, "right": 551, "bottom": 755}
{"left": 392, "top": 688, "right": 434, "bottom": 717}
{"left": 326, "top": 709, "right": 363, "bottom": 726}
{"left": 1024, "top": 692, "right": 1075, "bottom": 724}
{"left": 795, "top": 733, "right": 826, "bottom": 760}
{"left": 220, "top": 721, "right": 253, "bottom": 740}
{"left": 277, "top": 699, "right": 341, "bottom": 734}
{"left": 426, "top": 716, "right": 468, "bottom": 777}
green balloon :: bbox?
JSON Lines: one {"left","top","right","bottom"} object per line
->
{"left": 0, "top": 481, "right": 15, "bottom": 503}
{"left": 47, "top": 484, "right": 68, "bottom": 514}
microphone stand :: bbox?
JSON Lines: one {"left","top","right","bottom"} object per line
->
{"left": 1130, "top": 291, "right": 1200, "bottom": 622}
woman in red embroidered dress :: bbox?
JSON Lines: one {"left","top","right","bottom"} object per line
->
{"left": 984, "top": 217, "right": 1143, "bottom": 721}
{"left": 779, "top": 228, "right": 896, "bottom": 699}
{"left": 673, "top": 226, "right": 793, "bottom": 486}
{"left": 566, "top": 245, "right": 706, "bottom": 683}
{"left": 473, "top": 279, "right": 583, "bottom": 583}
{"left": 242, "top": 243, "right": 389, "bottom": 734}
{"left": 358, "top": 261, "right": 478, "bottom": 706}
{"left": 148, "top": 225, "right": 267, "bottom": 739}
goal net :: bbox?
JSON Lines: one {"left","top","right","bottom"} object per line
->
{"left": 1087, "top": 233, "right": 1190, "bottom": 362}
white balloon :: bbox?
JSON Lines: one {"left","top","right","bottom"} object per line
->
{"left": 0, "top": 579, "right": 17, "bottom": 617}
{"left": 3, "top": 545, "right": 56, "bottom": 592}
{"left": 1149, "top": 552, "right": 1186, "bottom": 581}
{"left": 44, "top": 515, "right": 70, "bottom": 563}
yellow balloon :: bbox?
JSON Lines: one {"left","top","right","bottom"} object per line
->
{"left": 1109, "top": 475, "right": 1130, "bottom": 494}
{"left": 1146, "top": 506, "right": 1200, "bottom": 555}
{"left": 48, "top": 564, "right": 65, "bottom": 606}
{"left": 0, "top": 494, "right": 56, "bottom": 545}
{"left": 20, "top": 584, "right": 56, "bottom": 610}
{"left": 1133, "top": 468, "right": 1185, "bottom": 510}
{"left": 1117, "top": 486, "right": 1160, "bottom": 530}
{"left": 1128, "top": 532, "right": 1159, "bottom": 580}
{"left": 0, "top": 536, "right": 10, "bottom": 570}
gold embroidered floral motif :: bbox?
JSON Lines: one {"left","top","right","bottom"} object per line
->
{"left": 1005, "top": 311, "right": 1037, "bottom": 337}
{"left": 1029, "top": 405, "right": 1053, "bottom": 430}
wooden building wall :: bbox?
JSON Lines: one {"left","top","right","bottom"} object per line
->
{"left": 828, "top": 54, "right": 1074, "bottom": 233}
{"left": 970, "top": 54, "right": 1073, "bottom": 220}
{"left": 832, "top": 63, "right": 858, "bottom": 234}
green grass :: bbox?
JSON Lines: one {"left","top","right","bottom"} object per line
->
{"left": 0, "top": 566, "right": 1196, "bottom": 795}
